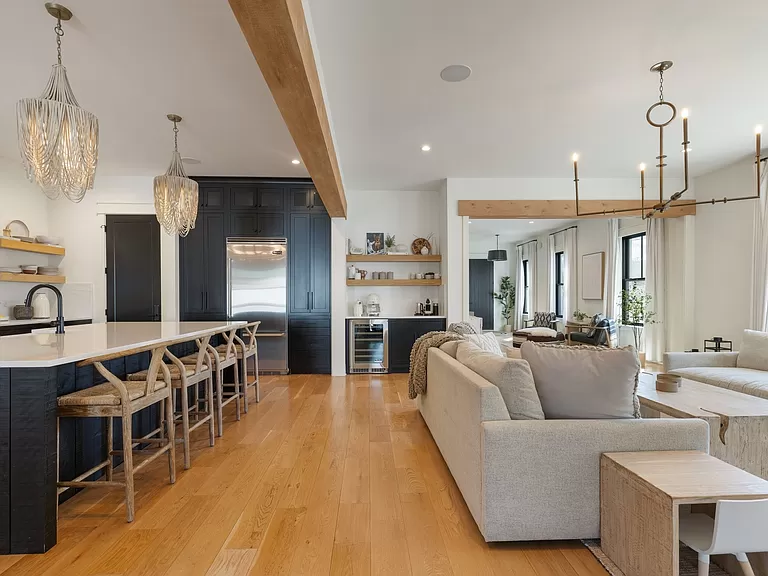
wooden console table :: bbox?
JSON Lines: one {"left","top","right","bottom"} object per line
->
{"left": 601, "top": 451, "right": 768, "bottom": 576}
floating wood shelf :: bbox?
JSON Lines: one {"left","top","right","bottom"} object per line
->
{"left": 0, "top": 238, "right": 65, "bottom": 256}
{"left": 346, "top": 254, "right": 441, "bottom": 262}
{"left": 346, "top": 279, "right": 442, "bottom": 287}
{"left": 0, "top": 273, "right": 66, "bottom": 284}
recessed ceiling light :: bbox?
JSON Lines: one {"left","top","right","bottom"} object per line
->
{"left": 529, "top": 221, "right": 535, "bottom": 224}
{"left": 421, "top": 144, "right": 431, "bottom": 152}
{"left": 468, "top": 220, "right": 472, "bottom": 224}
{"left": 181, "top": 157, "right": 201, "bottom": 165}
{"left": 291, "top": 159, "right": 301, "bottom": 165}
{"left": 440, "top": 64, "right": 472, "bottom": 83}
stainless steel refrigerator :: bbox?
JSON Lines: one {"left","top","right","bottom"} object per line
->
{"left": 227, "top": 237, "right": 288, "bottom": 374}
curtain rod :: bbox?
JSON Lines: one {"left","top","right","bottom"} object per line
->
{"left": 516, "top": 239, "right": 538, "bottom": 248}
{"left": 549, "top": 225, "right": 578, "bottom": 237}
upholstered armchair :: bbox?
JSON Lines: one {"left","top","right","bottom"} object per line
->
{"left": 523, "top": 312, "right": 558, "bottom": 330}
{"left": 567, "top": 318, "right": 617, "bottom": 348}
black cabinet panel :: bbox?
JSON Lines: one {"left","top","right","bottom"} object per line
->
{"left": 289, "top": 316, "right": 330, "bottom": 374}
{"left": 199, "top": 187, "right": 226, "bottom": 209}
{"left": 289, "top": 214, "right": 311, "bottom": 314}
{"left": 231, "top": 186, "right": 257, "bottom": 208}
{"left": 203, "top": 213, "right": 227, "bottom": 318}
{"left": 309, "top": 214, "right": 331, "bottom": 313}
{"left": 290, "top": 187, "right": 326, "bottom": 213}
{"left": 258, "top": 187, "right": 285, "bottom": 210}
{"left": 387, "top": 319, "right": 447, "bottom": 373}
{"left": 230, "top": 213, "right": 285, "bottom": 238}
{"left": 230, "top": 213, "right": 256, "bottom": 236}
{"left": 181, "top": 212, "right": 227, "bottom": 320}
{"left": 258, "top": 213, "right": 285, "bottom": 237}
{"left": 180, "top": 220, "right": 206, "bottom": 317}
{"left": 310, "top": 190, "right": 326, "bottom": 213}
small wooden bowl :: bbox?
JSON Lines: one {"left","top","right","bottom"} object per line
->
{"left": 655, "top": 373, "right": 682, "bottom": 393}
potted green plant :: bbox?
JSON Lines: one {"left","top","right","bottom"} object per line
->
{"left": 384, "top": 234, "right": 396, "bottom": 253}
{"left": 572, "top": 309, "right": 590, "bottom": 323}
{"left": 619, "top": 282, "right": 657, "bottom": 367}
{"left": 493, "top": 276, "right": 516, "bottom": 332}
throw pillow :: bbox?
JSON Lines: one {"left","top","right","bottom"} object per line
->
{"left": 520, "top": 342, "right": 640, "bottom": 419}
{"left": 464, "top": 332, "right": 504, "bottom": 357}
{"left": 737, "top": 329, "right": 768, "bottom": 371}
{"left": 456, "top": 341, "right": 544, "bottom": 420}
{"left": 439, "top": 340, "right": 461, "bottom": 358}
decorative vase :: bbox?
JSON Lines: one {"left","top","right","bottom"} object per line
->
{"left": 503, "top": 324, "right": 513, "bottom": 333}
{"left": 420, "top": 246, "right": 429, "bottom": 256}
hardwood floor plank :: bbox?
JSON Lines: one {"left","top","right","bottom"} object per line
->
{"left": 247, "top": 506, "right": 307, "bottom": 576}
{"left": 205, "top": 548, "right": 258, "bottom": 576}
{"left": 334, "top": 503, "right": 370, "bottom": 544}
{"left": 400, "top": 492, "right": 454, "bottom": 576}
{"left": 329, "top": 544, "right": 370, "bottom": 576}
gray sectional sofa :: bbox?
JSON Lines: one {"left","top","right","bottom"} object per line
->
{"left": 417, "top": 347, "right": 710, "bottom": 542}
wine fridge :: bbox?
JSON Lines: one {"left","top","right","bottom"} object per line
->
{"left": 348, "top": 319, "right": 388, "bottom": 373}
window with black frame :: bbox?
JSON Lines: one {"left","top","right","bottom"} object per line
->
{"left": 522, "top": 259, "right": 529, "bottom": 315}
{"left": 621, "top": 232, "right": 646, "bottom": 324}
{"left": 555, "top": 251, "right": 565, "bottom": 318}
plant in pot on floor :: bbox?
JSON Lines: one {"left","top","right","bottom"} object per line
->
{"left": 620, "top": 282, "right": 657, "bottom": 367}
{"left": 493, "top": 276, "right": 515, "bottom": 333}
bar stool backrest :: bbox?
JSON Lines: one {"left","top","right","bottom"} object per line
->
{"left": 241, "top": 321, "right": 261, "bottom": 352}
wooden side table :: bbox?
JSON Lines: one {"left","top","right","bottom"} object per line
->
{"left": 600, "top": 451, "right": 768, "bottom": 576}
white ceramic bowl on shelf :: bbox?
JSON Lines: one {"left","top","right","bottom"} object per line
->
{"left": 35, "top": 235, "right": 62, "bottom": 246}
{"left": 21, "top": 265, "right": 38, "bottom": 274}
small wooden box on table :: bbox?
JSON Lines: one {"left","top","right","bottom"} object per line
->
{"left": 600, "top": 451, "right": 768, "bottom": 576}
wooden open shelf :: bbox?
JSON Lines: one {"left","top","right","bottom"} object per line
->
{"left": 346, "top": 254, "right": 441, "bottom": 263}
{"left": 346, "top": 279, "right": 442, "bottom": 287}
{"left": 0, "top": 238, "right": 65, "bottom": 256}
{"left": 0, "top": 273, "right": 66, "bottom": 284}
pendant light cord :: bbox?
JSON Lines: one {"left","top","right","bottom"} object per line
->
{"left": 54, "top": 17, "right": 63, "bottom": 65}
{"left": 173, "top": 121, "right": 179, "bottom": 152}
{"left": 658, "top": 69, "right": 664, "bottom": 102}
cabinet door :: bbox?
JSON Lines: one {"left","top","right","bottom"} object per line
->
{"left": 309, "top": 213, "right": 331, "bottom": 313}
{"left": 289, "top": 188, "right": 312, "bottom": 212}
{"left": 309, "top": 189, "right": 327, "bottom": 213}
{"left": 202, "top": 187, "right": 226, "bottom": 209}
{"left": 415, "top": 319, "right": 446, "bottom": 336}
{"left": 230, "top": 186, "right": 257, "bottom": 208}
{"left": 180, "top": 222, "right": 207, "bottom": 319}
{"left": 258, "top": 187, "right": 285, "bottom": 210}
{"left": 387, "top": 320, "right": 416, "bottom": 373}
{"left": 203, "top": 212, "right": 227, "bottom": 318}
{"left": 289, "top": 214, "right": 311, "bottom": 314}
{"left": 258, "top": 213, "right": 285, "bottom": 237}
{"left": 230, "top": 213, "right": 257, "bottom": 236}
{"left": 289, "top": 315, "right": 330, "bottom": 374}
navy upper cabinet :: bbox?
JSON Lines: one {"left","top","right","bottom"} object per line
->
{"left": 199, "top": 186, "right": 226, "bottom": 210}
{"left": 290, "top": 187, "right": 326, "bottom": 213}
{"left": 309, "top": 214, "right": 331, "bottom": 313}
{"left": 231, "top": 185, "right": 257, "bottom": 208}
{"left": 230, "top": 212, "right": 285, "bottom": 237}
{"left": 180, "top": 211, "right": 226, "bottom": 320}
{"left": 258, "top": 187, "right": 285, "bottom": 210}
{"left": 289, "top": 212, "right": 330, "bottom": 314}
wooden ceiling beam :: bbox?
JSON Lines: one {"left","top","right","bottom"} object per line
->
{"left": 229, "top": 0, "right": 347, "bottom": 217}
{"left": 459, "top": 200, "right": 696, "bottom": 219}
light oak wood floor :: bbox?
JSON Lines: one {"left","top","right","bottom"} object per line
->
{"left": 0, "top": 374, "right": 608, "bottom": 576}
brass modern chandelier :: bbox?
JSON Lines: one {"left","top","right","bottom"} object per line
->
{"left": 153, "top": 115, "right": 198, "bottom": 237}
{"left": 572, "top": 61, "right": 764, "bottom": 219}
{"left": 17, "top": 3, "right": 99, "bottom": 203}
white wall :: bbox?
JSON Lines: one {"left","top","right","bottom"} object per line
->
{"left": 693, "top": 158, "right": 756, "bottom": 350}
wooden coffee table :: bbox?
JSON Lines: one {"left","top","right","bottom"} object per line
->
{"left": 637, "top": 372, "right": 768, "bottom": 480}
{"left": 601, "top": 451, "right": 768, "bottom": 576}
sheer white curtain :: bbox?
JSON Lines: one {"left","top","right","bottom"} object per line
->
{"left": 751, "top": 166, "right": 768, "bottom": 331}
{"left": 645, "top": 218, "right": 666, "bottom": 362}
{"left": 563, "top": 227, "right": 578, "bottom": 321}
{"left": 528, "top": 241, "right": 538, "bottom": 314}
{"left": 547, "top": 234, "right": 557, "bottom": 313}
{"left": 604, "top": 219, "right": 621, "bottom": 319}
{"left": 514, "top": 244, "right": 525, "bottom": 330}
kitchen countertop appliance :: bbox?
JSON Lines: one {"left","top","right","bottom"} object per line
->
{"left": 348, "top": 318, "right": 388, "bottom": 373}
{"left": 364, "top": 293, "right": 381, "bottom": 317}
{"left": 227, "top": 237, "right": 288, "bottom": 374}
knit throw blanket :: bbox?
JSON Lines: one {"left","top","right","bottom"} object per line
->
{"left": 408, "top": 330, "right": 465, "bottom": 399}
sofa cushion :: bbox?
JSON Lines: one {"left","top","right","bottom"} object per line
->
{"left": 737, "top": 329, "right": 768, "bottom": 372}
{"left": 520, "top": 342, "right": 640, "bottom": 419}
{"left": 464, "top": 332, "right": 503, "bottom": 356}
{"left": 439, "top": 340, "right": 461, "bottom": 358}
{"left": 514, "top": 327, "right": 558, "bottom": 338}
{"left": 670, "top": 366, "right": 768, "bottom": 400}
{"left": 456, "top": 342, "right": 544, "bottom": 420}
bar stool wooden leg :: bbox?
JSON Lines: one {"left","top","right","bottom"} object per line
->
{"left": 207, "top": 376, "right": 215, "bottom": 446}
{"left": 253, "top": 349, "right": 260, "bottom": 403}
{"left": 180, "top": 384, "right": 191, "bottom": 470}
{"left": 106, "top": 416, "right": 113, "bottom": 481}
{"left": 166, "top": 392, "right": 176, "bottom": 484}
{"left": 241, "top": 354, "right": 249, "bottom": 414}
{"left": 120, "top": 409, "right": 135, "bottom": 523}
{"left": 233, "top": 359, "right": 241, "bottom": 421}
{"left": 215, "top": 367, "right": 224, "bottom": 437}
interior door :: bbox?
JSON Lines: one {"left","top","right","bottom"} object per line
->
{"left": 106, "top": 215, "right": 161, "bottom": 322}
{"left": 469, "top": 259, "right": 494, "bottom": 331}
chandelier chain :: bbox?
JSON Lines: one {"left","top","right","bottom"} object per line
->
{"left": 658, "top": 69, "right": 664, "bottom": 102}
{"left": 54, "top": 17, "right": 63, "bottom": 65}
{"left": 173, "top": 121, "right": 179, "bottom": 152}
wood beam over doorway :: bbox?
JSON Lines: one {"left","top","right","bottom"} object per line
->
{"left": 229, "top": 0, "right": 347, "bottom": 217}
{"left": 458, "top": 200, "right": 696, "bottom": 219}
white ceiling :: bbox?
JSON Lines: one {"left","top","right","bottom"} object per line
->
{"left": 307, "top": 0, "right": 768, "bottom": 191}
{"left": 0, "top": 0, "right": 307, "bottom": 179}
{"left": 469, "top": 218, "right": 576, "bottom": 252}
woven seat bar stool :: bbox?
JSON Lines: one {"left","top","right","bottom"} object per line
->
{"left": 56, "top": 346, "right": 176, "bottom": 523}
{"left": 128, "top": 335, "right": 215, "bottom": 469}
{"left": 180, "top": 327, "right": 240, "bottom": 437}
{"left": 214, "top": 321, "right": 260, "bottom": 411}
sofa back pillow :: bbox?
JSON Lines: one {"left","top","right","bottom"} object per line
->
{"left": 464, "top": 332, "right": 504, "bottom": 357}
{"left": 520, "top": 342, "right": 640, "bottom": 419}
{"left": 456, "top": 341, "right": 544, "bottom": 420}
{"left": 439, "top": 340, "right": 461, "bottom": 358}
{"left": 737, "top": 329, "right": 768, "bottom": 371}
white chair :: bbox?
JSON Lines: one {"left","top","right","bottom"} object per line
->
{"left": 679, "top": 499, "right": 768, "bottom": 576}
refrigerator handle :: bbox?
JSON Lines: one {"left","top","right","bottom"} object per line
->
{"left": 226, "top": 255, "right": 232, "bottom": 317}
{"left": 307, "top": 292, "right": 310, "bottom": 311}
{"left": 310, "top": 292, "right": 314, "bottom": 311}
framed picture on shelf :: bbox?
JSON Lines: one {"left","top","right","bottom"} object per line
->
{"left": 366, "top": 232, "right": 385, "bottom": 255}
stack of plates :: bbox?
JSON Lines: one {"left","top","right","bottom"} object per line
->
{"left": 39, "top": 266, "right": 59, "bottom": 276}
{"left": 0, "top": 266, "right": 20, "bottom": 274}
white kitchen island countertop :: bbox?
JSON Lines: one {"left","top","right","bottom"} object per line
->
{"left": 0, "top": 321, "right": 244, "bottom": 368}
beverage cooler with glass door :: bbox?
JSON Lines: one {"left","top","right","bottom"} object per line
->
{"left": 347, "top": 319, "right": 389, "bottom": 373}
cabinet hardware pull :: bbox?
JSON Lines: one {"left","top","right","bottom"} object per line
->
{"left": 310, "top": 291, "right": 314, "bottom": 311}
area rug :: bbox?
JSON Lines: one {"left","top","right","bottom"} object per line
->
{"left": 582, "top": 539, "right": 728, "bottom": 576}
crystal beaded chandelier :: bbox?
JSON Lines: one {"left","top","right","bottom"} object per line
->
{"left": 572, "top": 61, "right": 764, "bottom": 218}
{"left": 154, "top": 115, "right": 198, "bottom": 237}
{"left": 17, "top": 3, "right": 99, "bottom": 203}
